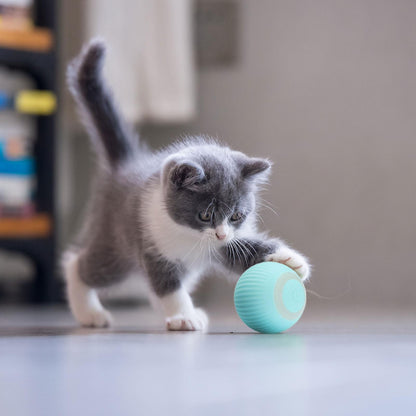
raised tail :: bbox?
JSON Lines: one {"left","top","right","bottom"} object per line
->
{"left": 67, "top": 39, "right": 138, "bottom": 168}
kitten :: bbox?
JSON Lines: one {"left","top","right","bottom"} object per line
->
{"left": 63, "top": 40, "right": 310, "bottom": 331}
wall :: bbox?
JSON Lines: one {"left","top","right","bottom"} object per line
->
{"left": 60, "top": 0, "right": 416, "bottom": 309}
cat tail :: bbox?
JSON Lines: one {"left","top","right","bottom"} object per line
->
{"left": 67, "top": 39, "right": 141, "bottom": 168}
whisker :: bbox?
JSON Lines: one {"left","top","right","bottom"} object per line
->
{"left": 234, "top": 238, "right": 256, "bottom": 268}
{"left": 188, "top": 236, "right": 206, "bottom": 269}
{"left": 257, "top": 201, "right": 279, "bottom": 217}
{"left": 233, "top": 242, "right": 237, "bottom": 266}
{"left": 257, "top": 197, "right": 279, "bottom": 217}
{"left": 253, "top": 212, "right": 265, "bottom": 225}
{"left": 208, "top": 239, "right": 214, "bottom": 266}
{"left": 239, "top": 239, "right": 257, "bottom": 258}
{"left": 240, "top": 240, "right": 253, "bottom": 265}
{"left": 210, "top": 242, "right": 221, "bottom": 263}
{"left": 233, "top": 239, "right": 248, "bottom": 267}
{"left": 182, "top": 239, "right": 202, "bottom": 261}
{"left": 231, "top": 240, "right": 243, "bottom": 267}
{"left": 258, "top": 197, "right": 279, "bottom": 210}
{"left": 226, "top": 241, "right": 235, "bottom": 267}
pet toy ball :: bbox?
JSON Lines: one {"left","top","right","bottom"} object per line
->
{"left": 234, "top": 262, "right": 306, "bottom": 333}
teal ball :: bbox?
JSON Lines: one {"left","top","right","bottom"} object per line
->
{"left": 234, "top": 262, "right": 306, "bottom": 333}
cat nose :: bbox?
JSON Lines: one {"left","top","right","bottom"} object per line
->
{"left": 215, "top": 224, "right": 228, "bottom": 240}
{"left": 216, "top": 232, "right": 226, "bottom": 240}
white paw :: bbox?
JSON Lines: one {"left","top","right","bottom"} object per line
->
{"left": 63, "top": 250, "right": 113, "bottom": 328}
{"left": 75, "top": 307, "right": 113, "bottom": 328}
{"left": 166, "top": 308, "right": 209, "bottom": 331}
{"left": 266, "top": 246, "right": 311, "bottom": 281}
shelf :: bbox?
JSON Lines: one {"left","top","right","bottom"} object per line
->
{"left": 0, "top": 46, "right": 53, "bottom": 75}
{"left": 0, "top": 213, "right": 51, "bottom": 238}
{"left": 0, "top": 27, "right": 53, "bottom": 52}
{"left": 0, "top": 0, "right": 58, "bottom": 303}
{"left": 0, "top": 235, "right": 51, "bottom": 250}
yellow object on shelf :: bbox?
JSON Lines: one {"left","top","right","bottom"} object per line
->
{"left": 0, "top": 27, "right": 53, "bottom": 51}
{"left": 0, "top": 214, "right": 51, "bottom": 238}
{"left": 15, "top": 90, "right": 56, "bottom": 115}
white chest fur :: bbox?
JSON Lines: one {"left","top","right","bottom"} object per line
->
{"left": 143, "top": 185, "right": 209, "bottom": 269}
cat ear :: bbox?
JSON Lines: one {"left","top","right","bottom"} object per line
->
{"left": 241, "top": 157, "right": 272, "bottom": 181}
{"left": 163, "top": 158, "right": 205, "bottom": 189}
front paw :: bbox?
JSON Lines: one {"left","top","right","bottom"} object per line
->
{"left": 75, "top": 306, "right": 113, "bottom": 328}
{"left": 265, "top": 246, "right": 310, "bottom": 281}
{"left": 166, "top": 308, "right": 209, "bottom": 331}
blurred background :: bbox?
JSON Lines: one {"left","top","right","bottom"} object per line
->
{"left": 0, "top": 0, "right": 415, "bottom": 315}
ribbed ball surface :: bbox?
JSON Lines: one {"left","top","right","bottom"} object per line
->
{"left": 234, "top": 262, "right": 306, "bottom": 333}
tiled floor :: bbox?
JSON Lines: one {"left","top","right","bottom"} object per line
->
{"left": 0, "top": 304, "right": 415, "bottom": 416}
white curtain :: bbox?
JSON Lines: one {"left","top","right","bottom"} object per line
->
{"left": 85, "top": 0, "right": 195, "bottom": 123}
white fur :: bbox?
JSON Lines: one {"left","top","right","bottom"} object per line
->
{"left": 182, "top": 268, "right": 204, "bottom": 293}
{"left": 63, "top": 251, "right": 113, "bottom": 327}
{"left": 143, "top": 184, "right": 208, "bottom": 267}
{"left": 158, "top": 287, "right": 209, "bottom": 331}
{"left": 266, "top": 245, "right": 311, "bottom": 281}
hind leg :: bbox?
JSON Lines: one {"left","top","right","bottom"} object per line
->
{"left": 63, "top": 250, "right": 113, "bottom": 328}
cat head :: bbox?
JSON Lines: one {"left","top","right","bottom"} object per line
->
{"left": 161, "top": 144, "right": 271, "bottom": 243}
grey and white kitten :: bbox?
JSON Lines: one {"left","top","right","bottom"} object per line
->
{"left": 63, "top": 40, "right": 310, "bottom": 331}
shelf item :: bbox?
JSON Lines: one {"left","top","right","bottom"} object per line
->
{"left": 0, "top": 138, "right": 35, "bottom": 175}
{"left": 0, "top": 65, "right": 33, "bottom": 95}
{"left": 0, "top": 134, "right": 31, "bottom": 159}
{"left": 15, "top": 90, "right": 56, "bottom": 114}
{"left": 0, "top": 156, "right": 34, "bottom": 174}
{"left": 0, "top": 89, "right": 56, "bottom": 114}
{"left": 0, "top": 201, "right": 34, "bottom": 217}
{"left": 0, "top": 213, "right": 50, "bottom": 237}
{"left": 0, "top": 173, "right": 34, "bottom": 205}
{"left": 0, "top": 0, "right": 33, "bottom": 31}
{"left": 0, "top": 27, "right": 52, "bottom": 52}
{"left": 0, "top": 135, "right": 35, "bottom": 206}
{"left": 0, "top": 249, "right": 33, "bottom": 281}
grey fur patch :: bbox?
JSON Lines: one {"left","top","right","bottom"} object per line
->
{"left": 169, "top": 160, "right": 206, "bottom": 190}
{"left": 163, "top": 148, "right": 268, "bottom": 231}
{"left": 143, "top": 249, "right": 183, "bottom": 296}
{"left": 240, "top": 158, "right": 271, "bottom": 179}
{"left": 220, "top": 238, "right": 280, "bottom": 274}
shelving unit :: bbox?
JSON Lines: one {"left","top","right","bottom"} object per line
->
{"left": 0, "top": 0, "right": 57, "bottom": 302}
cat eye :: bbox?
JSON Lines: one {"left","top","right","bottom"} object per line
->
{"left": 198, "top": 211, "right": 212, "bottom": 222}
{"left": 230, "top": 212, "right": 243, "bottom": 222}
